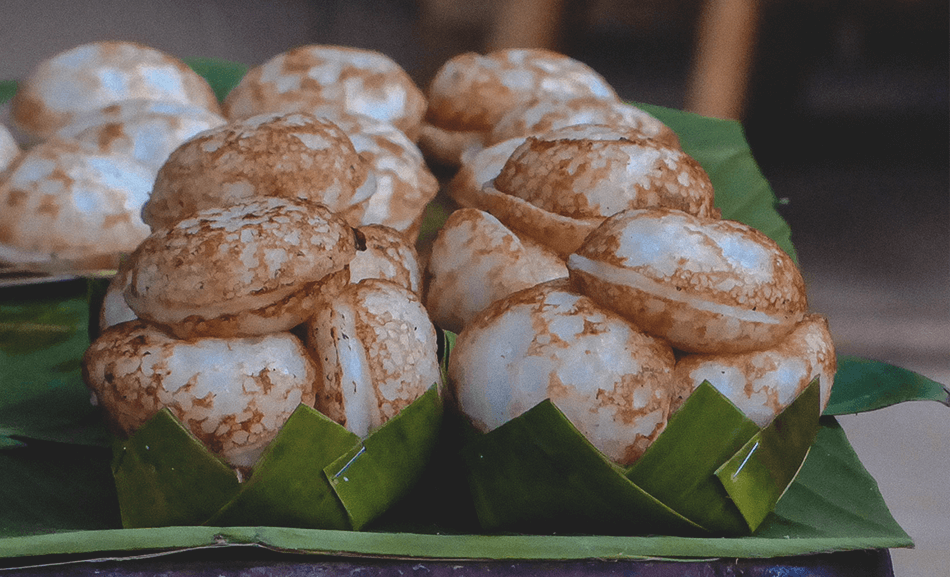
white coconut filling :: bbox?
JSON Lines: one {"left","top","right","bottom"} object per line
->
{"left": 101, "top": 286, "right": 138, "bottom": 329}
{"left": 331, "top": 303, "right": 376, "bottom": 438}
{"left": 567, "top": 253, "right": 781, "bottom": 325}
{"left": 455, "top": 308, "right": 536, "bottom": 431}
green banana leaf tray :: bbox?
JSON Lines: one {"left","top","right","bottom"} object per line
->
{"left": 1, "top": 59, "right": 948, "bottom": 564}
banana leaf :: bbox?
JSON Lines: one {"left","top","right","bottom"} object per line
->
{"left": 0, "top": 80, "right": 15, "bottom": 105}
{"left": 824, "top": 355, "right": 950, "bottom": 415}
{"left": 459, "top": 399, "right": 704, "bottom": 536}
{"left": 0, "top": 280, "right": 109, "bottom": 448}
{"left": 637, "top": 103, "right": 797, "bottom": 263}
{"left": 715, "top": 382, "right": 820, "bottom": 532}
{"left": 626, "top": 383, "right": 760, "bottom": 535}
{"left": 111, "top": 409, "right": 241, "bottom": 529}
{"left": 112, "top": 386, "right": 442, "bottom": 531}
{"left": 460, "top": 381, "right": 820, "bottom": 536}
{"left": 181, "top": 57, "right": 248, "bottom": 103}
{"left": 0, "top": 414, "right": 911, "bottom": 559}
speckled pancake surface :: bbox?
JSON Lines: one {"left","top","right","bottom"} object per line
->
{"left": 449, "top": 279, "right": 678, "bottom": 466}
{"left": 425, "top": 208, "right": 568, "bottom": 334}
{"left": 488, "top": 96, "right": 680, "bottom": 149}
{"left": 349, "top": 224, "right": 423, "bottom": 296}
{"left": 55, "top": 98, "right": 227, "bottom": 172}
{"left": 83, "top": 320, "right": 318, "bottom": 470}
{"left": 455, "top": 125, "right": 715, "bottom": 258}
{"left": 11, "top": 41, "right": 220, "bottom": 140}
{"left": 141, "top": 111, "right": 368, "bottom": 229}
{"left": 126, "top": 197, "right": 356, "bottom": 339}
{"left": 424, "top": 49, "right": 619, "bottom": 133}
{"left": 673, "top": 314, "right": 836, "bottom": 425}
{"left": 493, "top": 124, "right": 715, "bottom": 220}
{"left": 306, "top": 279, "right": 441, "bottom": 438}
{"left": 420, "top": 48, "right": 619, "bottom": 166}
{"left": 223, "top": 45, "right": 425, "bottom": 139}
{"left": 568, "top": 208, "right": 807, "bottom": 353}
{"left": 327, "top": 112, "right": 439, "bottom": 236}
{"left": 0, "top": 137, "right": 153, "bottom": 268}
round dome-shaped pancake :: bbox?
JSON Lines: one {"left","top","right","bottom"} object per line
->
{"left": 568, "top": 208, "right": 807, "bottom": 353}
{"left": 449, "top": 279, "right": 679, "bottom": 467}
{"left": 305, "top": 279, "right": 441, "bottom": 438}
{"left": 56, "top": 98, "right": 227, "bottom": 173}
{"left": 11, "top": 41, "right": 220, "bottom": 140}
{"left": 125, "top": 197, "right": 356, "bottom": 339}
{"left": 420, "top": 48, "right": 619, "bottom": 166}
{"left": 0, "top": 137, "right": 153, "bottom": 270}
{"left": 673, "top": 314, "right": 836, "bottom": 425}
{"left": 141, "top": 112, "right": 369, "bottom": 229}
{"left": 83, "top": 320, "right": 318, "bottom": 470}
{"left": 224, "top": 44, "right": 425, "bottom": 140}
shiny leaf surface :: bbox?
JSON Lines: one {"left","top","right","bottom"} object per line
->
{"left": 626, "top": 382, "right": 759, "bottom": 535}
{"left": 460, "top": 401, "right": 704, "bottom": 536}
{"left": 824, "top": 355, "right": 950, "bottom": 415}
{"left": 716, "top": 381, "right": 822, "bottom": 532}
{"left": 112, "top": 409, "right": 241, "bottom": 529}
{"left": 328, "top": 386, "right": 443, "bottom": 530}
{"left": 208, "top": 404, "right": 358, "bottom": 530}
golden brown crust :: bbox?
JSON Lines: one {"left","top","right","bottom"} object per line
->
{"left": 125, "top": 197, "right": 356, "bottom": 337}
{"left": 223, "top": 45, "right": 426, "bottom": 139}
{"left": 425, "top": 49, "right": 619, "bottom": 133}
{"left": 142, "top": 112, "right": 368, "bottom": 229}
{"left": 450, "top": 125, "right": 715, "bottom": 258}
{"left": 493, "top": 126, "right": 715, "bottom": 219}
{"left": 422, "top": 48, "right": 619, "bottom": 166}
{"left": 487, "top": 96, "right": 680, "bottom": 149}
{"left": 83, "top": 320, "right": 318, "bottom": 470}
{"left": 0, "top": 137, "right": 152, "bottom": 265}
{"left": 449, "top": 279, "right": 676, "bottom": 466}
{"left": 568, "top": 208, "right": 807, "bottom": 353}
{"left": 11, "top": 41, "right": 220, "bottom": 140}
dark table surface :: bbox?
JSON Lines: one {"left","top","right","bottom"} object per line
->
{"left": 0, "top": 547, "right": 895, "bottom": 577}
